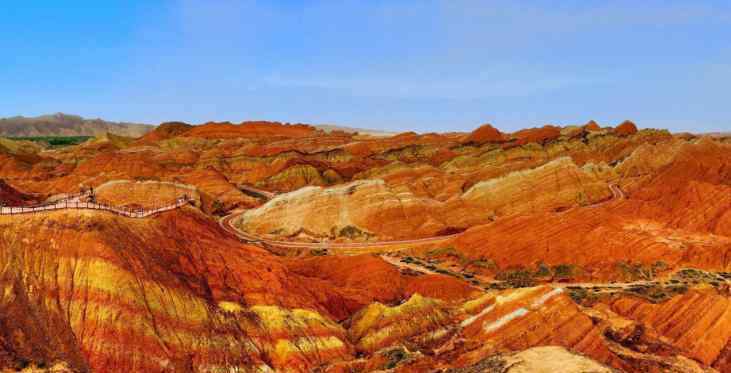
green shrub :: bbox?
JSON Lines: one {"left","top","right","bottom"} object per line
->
{"left": 310, "top": 248, "right": 328, "bottom": 256}
{"left": 496, "top": 268, "right": 536, "bottom": 288}
{"left": 470, "top": 258, "right": 498, "bottom": 272}
{"left": 534, "top": 263, "right": 551, "bottom": 277}
{"left": 211, "top": 199, "right": 225, "bottom": 213}
{"left": 426, "top": 247, "right": 461, "bottom": 258}
{"left": 616, "top": 261, "right": 654, "bottom": 281}
{"left": 338, "top": 225, "right": 373, "bottom": 240}
{"left": 552, "top": 264, "right": 575, "bottom": 280}
{"left": 10, "top": 136, "right": 92, "bottom": 148}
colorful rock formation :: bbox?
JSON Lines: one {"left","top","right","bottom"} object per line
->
{"left": 1, "top": 118, "right": 729, "bottom": 372}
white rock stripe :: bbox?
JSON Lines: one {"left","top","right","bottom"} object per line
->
{"left": 484, "top": 307, "right": 529, "bottom": 334}
{"left": 482, "top": 287, "right": 564, "bottom": 334}
{"left": 461, "top": 304, "right": 496, "bottom": 328}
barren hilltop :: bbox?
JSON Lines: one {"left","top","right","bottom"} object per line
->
{"left": 1, "top": 119, "right": 731, "bottom": 372}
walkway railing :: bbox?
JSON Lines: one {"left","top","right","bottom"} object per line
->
{"left": 0, "top": 196, "right": 193, "bottom": 218}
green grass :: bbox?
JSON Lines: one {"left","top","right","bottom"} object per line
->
{"left": 9, "top": 136, "right": 92, "bottom": 148}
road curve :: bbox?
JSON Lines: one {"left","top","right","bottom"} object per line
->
{"left": 219, "top": 183, "right": 626, "bottom": 250}
{"left": 219, "top": 212, "right": 458, "bottom": 249}
{"left": 609, "top": 183, "right": 626, "bottom": 199}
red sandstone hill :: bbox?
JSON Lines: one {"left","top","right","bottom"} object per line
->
{"left": 463, "top": 123, "right": 505, "bottom": 144}
{"left": 614, "top": 120, "right": 638, "bottom": 136}
{"left": 182, "top": 121, "right": 319, "bottom": 139}
{"left": 0, "top": 208, "right": 486, "bottom": 371}
{"left": 135, "top": 121, "right": 193, "bottom": 143}
{"left": 511, "top": 125, "right": 562, "bottom": 145}
{"left": 584, "top": 120, "right": 601, "bottom": 131}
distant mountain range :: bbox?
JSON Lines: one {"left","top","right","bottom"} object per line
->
{"left": 0, "top": 113, "right": 154, "bottom": 138}
{"left": 0, "top": 113, "right": 396, "bottom": 139}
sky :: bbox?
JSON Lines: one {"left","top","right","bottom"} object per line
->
{"left": 2, "top": 1, "right": 730, "bottom": 133}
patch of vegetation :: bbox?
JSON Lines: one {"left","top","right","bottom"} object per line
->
{"left": 534, "top": 262, "right": 551, "bottom": 278}
{"left": 310, "top": 248, "right": 328, "bottom": 256}
{"left": 672, "top": 268, "right": 726, "bottom": 284}
{"left": 576, "top": 191, "right": 589, "bottom": 206}
{"left": 133, "top": 175, "right": 160, "bottom": 182}
{"left": 568, "top": 287, "right": 600, "bottom": 305}
{"left": 338, "top": 225, "right": 373, "bottom": 240}
{"left": 469, "top": 257, "right": 498, "bottom": 272}
{"left": 210, "top": 199, "right": 226, "bottom": 215}
{"left": 426, "top": 246, "right": 461, "bottom": 258}
{"left": 552, "top": 264, "right": 577, "bottom": 281}
{"left": 495, "top": 267, "right": 536, "bottom": 288}
{"left": 625, "top": 284, "right": 667, "bottom": 303}
{"left": 385, "top": 348, "right": 406, "bottom": 369}
{"left": 616, "top": 261, "right": 663, "bottom": 281}
{"left": 10, "top": 136, "right": 92, "bottom": 148}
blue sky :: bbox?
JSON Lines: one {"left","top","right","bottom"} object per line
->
{"left": 2, "top": 1, "right": 730, "bottom": 133}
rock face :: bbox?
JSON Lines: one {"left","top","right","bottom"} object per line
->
{"left": 237, "top": 179, "right": 448, "bottom": 240}
{"left": 607, "top": 290, "right": 731, "bottom": 370}
{"left": 237, "top": 157, "right": 612, "bottom": 241}
{"left": 348, "top": 293, "right": 452, "bottom": 353}
{"left": 460, "top": 157, "right": 611, "bottom": 217}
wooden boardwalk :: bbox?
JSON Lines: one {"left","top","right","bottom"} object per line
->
{"left": 0, "top": 194, "right": 193, "bottom": 218}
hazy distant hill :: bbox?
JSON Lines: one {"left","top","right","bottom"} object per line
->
{"left": 0, "top": 113, "right": 153, "bottom": 137}
{"left": 707, "top": 132, "right": 731, "bottom": 137}
{"left": 315, "top": 124, "right": 396, "bottom": 137}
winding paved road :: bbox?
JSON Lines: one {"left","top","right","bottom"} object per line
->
{"left": 219, "top": 183, "right": 626, "bottom": 250}
{"left": 219, "top": 212, "right": 458, "bottom": 249}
